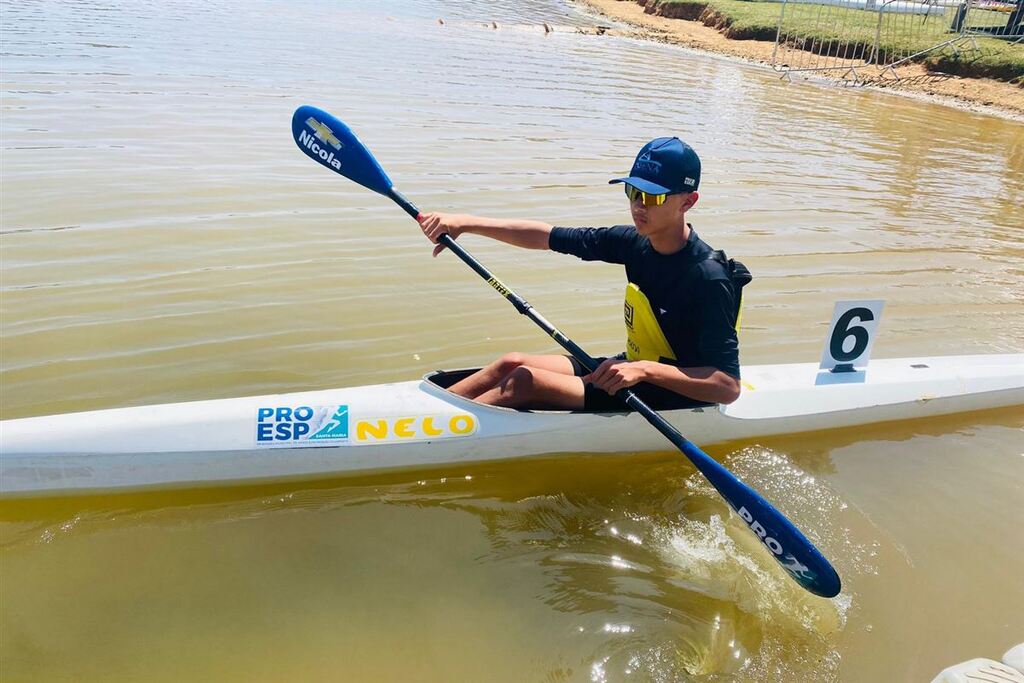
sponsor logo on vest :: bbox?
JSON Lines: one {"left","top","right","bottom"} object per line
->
{"left": 255, "top": 405, "right": 349, "bottom": 446}
{"left": 299, "top": 122, "right": 343, "bottom": 171}
{"left": 355, "top": 414, "right": 478, "bottom": 443}
{"left": 624, "top": 301, "right": 634, "bottom": 329}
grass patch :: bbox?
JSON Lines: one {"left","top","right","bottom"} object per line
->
{"left": 646, "top": 0, "right": 1024, "bottom": 82}
{"left": 926, "top": 37, "right": 1024, "bottom": 82}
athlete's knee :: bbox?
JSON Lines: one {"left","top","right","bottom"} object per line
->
{"left": 497, "top": 365, "right": 536, "bottom": 402}
{"left": 494, "top": 352, "right": 528, "bottom": 374}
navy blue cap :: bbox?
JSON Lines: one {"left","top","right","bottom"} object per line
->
{"left": 609, "top": 137, "right": 700, "bottom": 194}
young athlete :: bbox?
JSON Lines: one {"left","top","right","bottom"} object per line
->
{"left": 418, "top": 137, "right": 749, "bottom": 411}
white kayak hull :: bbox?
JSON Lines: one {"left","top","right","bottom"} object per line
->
{"left": 2, "top": 354, "right": 1022, "bottom": 497}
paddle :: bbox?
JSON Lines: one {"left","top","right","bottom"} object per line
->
{"left": 291, "top": 105, "right": 842, "bottom": 598}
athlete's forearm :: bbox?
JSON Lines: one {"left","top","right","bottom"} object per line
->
{"left": 459, "top": 215, "right": 553, "bottom": 250}
{"left": 419, "top": 212, "right": 553, "bottom": 251}
{"left": 642, "top": 362, "right": 741, "bottom": 405}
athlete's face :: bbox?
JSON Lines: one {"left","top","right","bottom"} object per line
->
{"left": 630, "top": 191, "right": 698, "bottom": 237}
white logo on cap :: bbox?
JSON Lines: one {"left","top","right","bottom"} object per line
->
{"left": 684, "top": 177, "right": 695, "bottom": 186}
{"left": 636, "top": 150, "right": 662, "bottom": 175}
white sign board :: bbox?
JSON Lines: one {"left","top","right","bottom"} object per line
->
{"left": 820, "top": 300, "right": 885, "bottom": 372}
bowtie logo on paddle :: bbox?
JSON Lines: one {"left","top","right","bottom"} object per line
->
{"left": 298, "top": 117, "right": 344, "bottom": 170}
{"left": 255, "top": 405, "right": 349, "bottom": 447}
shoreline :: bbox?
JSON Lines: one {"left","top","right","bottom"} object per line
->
{"left": 571, "top": 0, "right": 1024, "bottom": 121}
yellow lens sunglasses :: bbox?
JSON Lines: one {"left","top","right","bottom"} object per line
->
{"left": 624, "top": 185, "right": 670, "bottom": 207}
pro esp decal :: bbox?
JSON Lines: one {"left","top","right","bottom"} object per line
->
{"left": 255, "top": 405, "right": 349, "bottom": 447}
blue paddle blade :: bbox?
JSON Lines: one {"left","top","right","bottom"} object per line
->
{"left": 291, "top": 105, "right": 394, "bottom": 196}
{"left": 684, "top": 442, "right": 842, "bottom": 597}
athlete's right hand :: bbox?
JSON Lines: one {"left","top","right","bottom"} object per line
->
{"left": 418, "top": 213, "right": 470, "bottom": 257}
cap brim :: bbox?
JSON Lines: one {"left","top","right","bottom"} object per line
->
{"left": 608, "top": 176, "right": 673, "bottom": 194}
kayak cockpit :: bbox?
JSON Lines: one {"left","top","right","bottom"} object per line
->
{"left": 425, "top": 368, "right": 480, "bottom": 390}
{"left": 424, "top": 368, "right": 716, "bottom": 413}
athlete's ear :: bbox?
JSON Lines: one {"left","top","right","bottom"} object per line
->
{"left": 682, "top": 191, "right": 699, "bottom": 212}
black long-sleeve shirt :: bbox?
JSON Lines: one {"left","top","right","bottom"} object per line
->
{"left": 549, "top": 225, "right": 741, "bottom": 378}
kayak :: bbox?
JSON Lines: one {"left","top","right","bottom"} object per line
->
{"left": 2, "top": 353, "right": 1021, "bottom": 498}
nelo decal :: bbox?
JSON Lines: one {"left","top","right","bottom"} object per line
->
{"left": 355, "top": 414, "right": 477, "bottom": 444}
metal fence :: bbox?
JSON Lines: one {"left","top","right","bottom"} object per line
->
{"left": 770, "top": 0, "right": 1022, "bottom": 82}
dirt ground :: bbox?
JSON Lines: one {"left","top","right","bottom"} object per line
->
{"left": 572, "top": 0, "right": 1024, "bottom": 120}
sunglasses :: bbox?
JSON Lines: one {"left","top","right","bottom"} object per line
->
{"left": 624, "top": 185, "right": 677, "bottom": 207}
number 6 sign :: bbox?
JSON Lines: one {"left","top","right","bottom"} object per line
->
{"left": 820, "top": 300, "right": 885, "bottom": 373}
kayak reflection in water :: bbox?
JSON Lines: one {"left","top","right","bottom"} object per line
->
{"left": 417, "top": 138, "right": 750, "bottom": 412}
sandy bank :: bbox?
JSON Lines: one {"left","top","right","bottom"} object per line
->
{"left": 573, "top": 0, "right": 1024, "bottom": 120}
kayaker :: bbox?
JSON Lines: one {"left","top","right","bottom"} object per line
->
{"left": 418, "top": 137, "right": 749, "bottom": 410}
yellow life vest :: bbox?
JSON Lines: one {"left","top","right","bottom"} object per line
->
{"left": 624, "top": 282, "right": 676, "bottom": 362}
{"left": 623, "top": 266, "right": 747, "bottom": 363}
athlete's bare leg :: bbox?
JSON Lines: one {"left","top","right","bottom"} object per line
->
{"left": 474, "top": 365, "right": 585, "bottom": 410}
{"left": 448, "top": 353, "right": 575, "bottom": 399}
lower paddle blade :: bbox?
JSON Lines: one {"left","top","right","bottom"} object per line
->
{"left": 678, "top": 440, "right": 841, "bottom": 597}
{"left": 291, "top": 105, "right": 394, "bottom": 196}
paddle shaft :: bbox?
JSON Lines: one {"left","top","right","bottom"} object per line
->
{"left": 388, "top": 190, "right": 599, "bottom": 356}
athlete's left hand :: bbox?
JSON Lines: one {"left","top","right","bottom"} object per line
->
{"left": 583, "top": 359, "right": 650, "bottom": 395}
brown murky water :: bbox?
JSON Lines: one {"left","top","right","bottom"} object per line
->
{"left": 2, "top": 0, "right": 1022, "bottom": 680}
